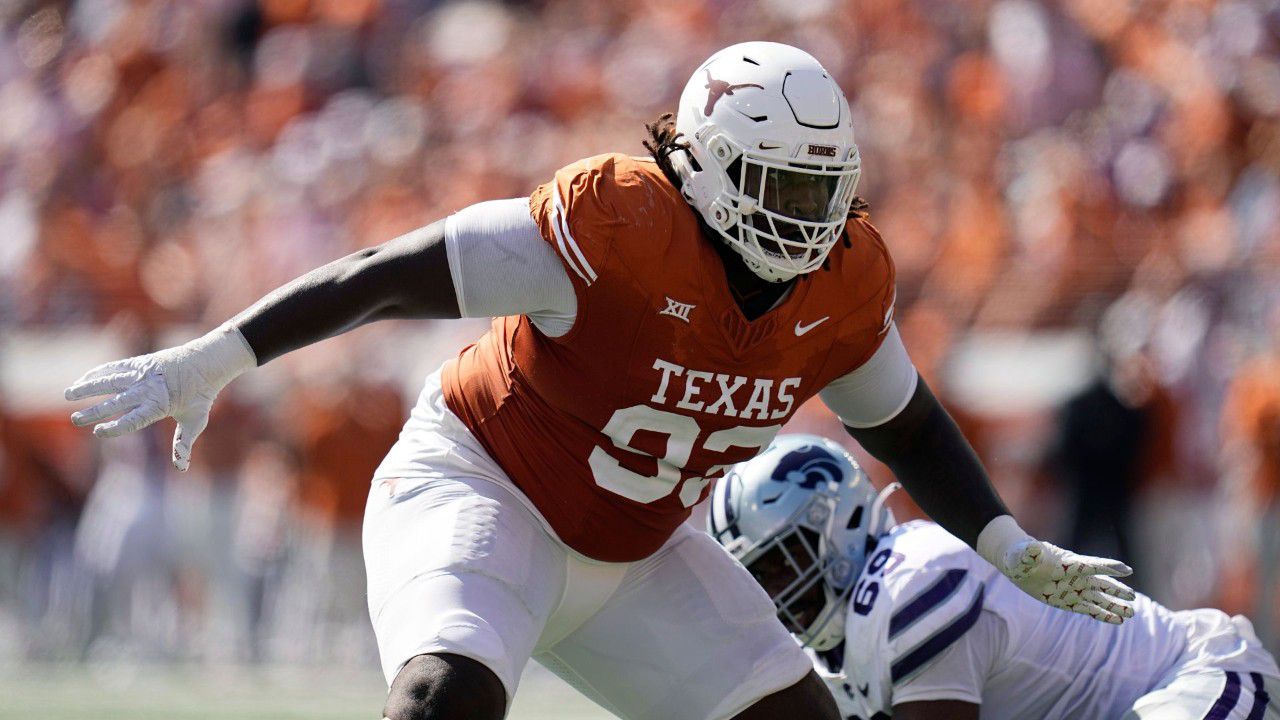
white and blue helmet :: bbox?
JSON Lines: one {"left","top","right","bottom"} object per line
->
{"left": 708, "top": 434, "right": 897, "bottom": 650}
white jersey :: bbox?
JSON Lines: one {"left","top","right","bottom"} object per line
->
{"left": 816, "top": 521, "right": 1280, "bottom": 720}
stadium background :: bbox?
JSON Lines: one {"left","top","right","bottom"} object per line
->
{"left": 1, "top": 0, "right": 1278, "bottom": 717}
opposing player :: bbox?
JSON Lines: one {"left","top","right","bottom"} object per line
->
{"left": 65, "top": 43, "right": 1133, "bottom": 720}
{"left": 711, "top": 434, "right": 1280, "bottom": 720}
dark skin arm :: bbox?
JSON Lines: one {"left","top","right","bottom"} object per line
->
{"left": 844, "top": 376, "right": 1008, "bottom": 548}
{"left": 892, "top": 700, "right": 981, "bottom": 720}
{"left": 234, "top": 221, "right": 457, "bottom": 364}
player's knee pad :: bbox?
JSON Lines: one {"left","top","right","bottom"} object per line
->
{"left": 383, "top": 653, "right": 506, "bottom": 720}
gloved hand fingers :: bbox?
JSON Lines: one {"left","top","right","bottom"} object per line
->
{"left": 171, "top": 408, "right": 210, "bottom": 472}
{"left": 92, "top": 402, "right": 166, "bottom": 438}
{"left": 1063, "top": 553, "right": 1132, "bottom": 579}
{"left": 1088, "top": 575, "right": 1137, "bottom": 602}
{"left": 68, "top": 359, "right": 136, "bottom": 386}
{"left": 1082, "top": 589, "right": 1134, "bottom": 619}
{"left": 71, "top": 387, "right": 144, "bottom": 427}
{"left": 65, "top": 370, "right": 142, "bottom": 402}
{"left": 1067, "top": 598, "right": 1125, "bottom": 625}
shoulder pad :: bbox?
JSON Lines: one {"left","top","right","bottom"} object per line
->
{"left": 841, "top": 523, "right": 988, "bottom": 711}
{"left": 879, "top": 523, "right": 987, "bottom": 686}
{"left": 528, "top": 154, "right": 686, "bottom": 288}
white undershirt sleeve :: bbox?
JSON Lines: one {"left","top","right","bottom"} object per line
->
{"left": 819, "top": 323, "right": 919, "bottom": 428}
{"left": 443, "top": 198, "right": 577, "bottom": 337}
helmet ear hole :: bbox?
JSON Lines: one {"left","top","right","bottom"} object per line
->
{"left": 846, "top": 505, "right": 864, "bottom": 530}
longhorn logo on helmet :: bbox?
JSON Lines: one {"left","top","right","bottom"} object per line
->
{"left": 703, "top": 69, "right": 764, "bottom": 115}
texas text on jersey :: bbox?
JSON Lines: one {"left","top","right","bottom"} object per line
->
{"left": 443, "top": 153, "right": 896, "bottom": 561}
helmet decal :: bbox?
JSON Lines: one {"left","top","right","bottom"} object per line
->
{"left": 702, "top": 69, "right": 764, "bottom": 116}
{"left": 770, "top": 447, "right": 845, "bottom": 492}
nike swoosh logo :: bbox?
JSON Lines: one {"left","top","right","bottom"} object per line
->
{"left": 794, "top": 317, "right": 830, "bottom": 336}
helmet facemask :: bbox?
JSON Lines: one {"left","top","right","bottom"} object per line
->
{"left": 726, "top": 147, "right": 861, "bottom": 280}
{"left": 734, "top": 488, "right": 859, "bottom": 651}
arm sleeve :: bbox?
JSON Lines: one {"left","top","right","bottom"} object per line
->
{"left": 820, "top": 323, "right": 919, "bottom": 428}
{"left": 891, "top": 609, "right": 1002, "bottom": 707}
{"left": 443, "top": 198, "right": 578, "bottom": 337}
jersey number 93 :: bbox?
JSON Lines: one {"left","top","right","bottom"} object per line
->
{"left": 589, "top": 404, "right": 782, "bottom": 506}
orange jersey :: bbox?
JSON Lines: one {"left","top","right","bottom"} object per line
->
{"left": 442, "top": 154, "right": 895, "bottom": 561}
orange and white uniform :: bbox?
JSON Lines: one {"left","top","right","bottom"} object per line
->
{"left": 446, "top": 153, "right": 898, "bottom": 561}
{"left": 365, "top": 154, "right": 917, "bottom": 718}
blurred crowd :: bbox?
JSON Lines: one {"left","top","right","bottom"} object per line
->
{"left": 0, "top": 0, "right": 1277, "bottom": 669}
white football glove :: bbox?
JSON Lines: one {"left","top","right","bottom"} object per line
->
{"left": 977, "top": 515, "right": 1136, "bottom": 624}
{"left": 64, "top": 325, "right": 256, "bottom": 471}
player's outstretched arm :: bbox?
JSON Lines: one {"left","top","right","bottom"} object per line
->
{"left": 67, "top": 199, "right": 572, "bottom": 470}
{"left": 66, "top": 220, "right": 459, "bottom": 470}
{"left": 233, "top": 220, "right": 458, "bottom": 364}
{"left": 844, "top": 377, "right": 1136, "bottom": 624}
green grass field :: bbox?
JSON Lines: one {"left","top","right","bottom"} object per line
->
{"left": 0, "top": 663, "right": 613, "bottom": 720}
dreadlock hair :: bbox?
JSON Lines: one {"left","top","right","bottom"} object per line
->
{"left": 642, "top": 112, "right": 871, "bottom": 220}
{"left": 643, "top": 113, "right": 688, "bottom": 189}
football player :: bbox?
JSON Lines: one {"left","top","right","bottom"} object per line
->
{"left": 711, "top": 434, "right": 1280, "bottom": 720}
{"left": 65, "top": 43, "right": 1134, "bottom": 720}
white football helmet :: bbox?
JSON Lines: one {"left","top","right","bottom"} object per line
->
{"left": 672, "top": 42, "right": 862, "bottom": 282}
{"left": 708, "top": 434, "right": 896, "bottom": 650}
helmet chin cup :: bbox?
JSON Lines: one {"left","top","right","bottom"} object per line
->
{"left": 741, "top": 250, "right": 800, "bottom": 283}
{"left": 803, "top": 601, "right": 849, "bottom": 651}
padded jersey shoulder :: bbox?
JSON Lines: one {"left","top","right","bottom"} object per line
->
{"left": 842, "top": 521, "right": 990, "bottom": 707}
{"left": 808, "top": 212, "right": 900, "bottom": 377}
{"left": 830, "top": 213, "right": 897, "bottom": 329}
{"left": 546, "top": 153, "right": 687, "bottom": 226}
{"left": 528, "top": 153, "right": 695, "bottom": 288}
{"left": 883, "top": 522, "right": 981, "bottom": 582}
